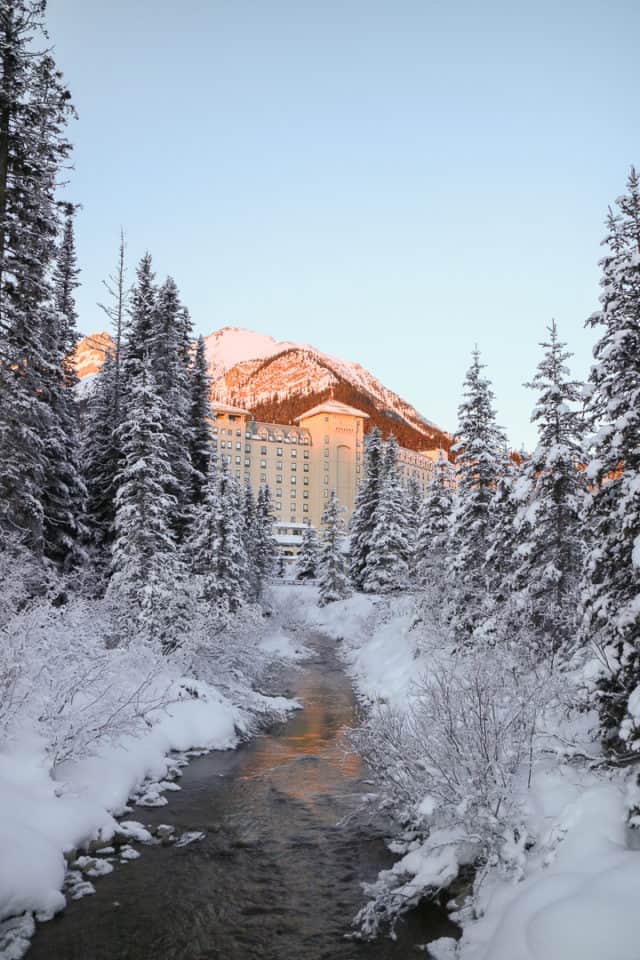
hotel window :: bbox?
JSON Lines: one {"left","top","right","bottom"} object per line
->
{"left": 275, "top": 502, "right": 282, "bottom": 510}
{"left": 303, "top": 504, "right": 309, "bottom": 512}
{"left": 324, "top": 475, "right": 329, "bottom": 484}
{"left": 291, "top": 449, "right": 297, "bottom": 457}
{"left": 244, "top": 459, "right": 250, "bottom": 467}
{"left": 323, "top": 449, "right": 329, "bottom": 458}
{"left": 235, "top": 456, "right": 241, "bottom": 464}
{"left": 236, "top": 442, "right": 241, "bottom": 450}
{"left": 229, "top": 415, "right": 236, "bottom": 423}
{"left": 303, "top": 463, "right": 309, "bottom": 472}
{"left": 291, "top": 476, "right": 296, "bottom": 484}
{"left": 220, "top": 440, "right": 226, "bottom": 449}
{"left": 261, "top": 446, "right": 267, "bottom": 455}
{"left": 276, "top": 489, "right": 282, "bottom": 497}
{"left": 303, "top": 490, "right": 309, "bottom": 499}
{"left": 246, "top": 431, "right": 252, "bottom": 438}
{"left": 277, "top": 447, "right": 283, "bottom": 456}
{"left": 324, "top": 416, "right": 329, "bottom": 422}
{"left": 236, "top": 429, "right": 241, "bottom": 436}
{"left": 304, "top": 477, "right": 309, "bottom": 485}
{"left": 260, "top": 473, "right": 266, "bottom": 482}
{"left": 276, "top": 462, "right": 283, "bottom": 471}
{"left": 260, "top": 460, "right": 266, "bottom": 468}
{"left": 324, "top": 436, "right": 329, "bottom": 444}
{"left": 303, "top": 450, "right": 309, "bottom": 459}
{"left": 212, "top": 427, "right": 218, "bottom": 434}
{"left": 276, "top": 476, "right": 282, "bottom": 483}
{"left": 212, "top": 440, "right": 218, "bottom": 449}
{"left": 291, "top": 463, "right": 297, "bottom": 471}
{"left": 245, "top": 443, "right": 251, "bottom": 453}
{"left": 323, "top": 489, "right": 329, "bottom": 497}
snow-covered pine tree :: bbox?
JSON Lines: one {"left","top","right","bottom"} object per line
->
{"left": 190, "top": 335, "right": 212, "bottom": 507}
{"left": 241, "top": 479, "right": 260, "bottom": 600}
{"left": 0, "top": 3, "right": 75, "bottom": 554}
{"left": 580, "top": 170, "right": 640, "bottom": 751}
{"left": 318, "top": 491, "right": 350, "bottom": 606}
{"left": 448, "top": 348, "right": 507, "bottom": 644}
{"left": 296, "top": 522, "right": 320, "bottom": 581}
{"left": 121, "top": 253, "right": 156, "bottom": 384}
{"left": 404, "top": 474, "right": 423, "bottom": 577}
{"left": 362, "top": 436, "right": 410, "bottom": 593}
{"left": 189, "top": 461, "right": 247, "bottom": 613}
{"left": 41, "top": 208, "right": 87, "bottom": 568}
{"left": 349, "top": 426, "right": 383, "bottom": 589}
{"left": 511, "top": 321, "right": 585, "bottom": 658}
{"left": 109, "top": 359, "right": 187, "bottom": 651}
{"left": 98, "top": 231, "right": 128, "bottom": 419}
{"left": 482, "top": 449, "right": 520, "bottom": 643}
{"left": 415, "top": 450, "right": 454, "bottom": 590}
{"left": 254, "top": 484, "right": 277, "bottom": 594}
{"left": 151, "top": 276, "right": 193, "bottom": 538}
{"left": 82, "top": 349, "right": 120, "bottom": 559}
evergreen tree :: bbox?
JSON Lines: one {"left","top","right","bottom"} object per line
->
{"left": 415, "top": 450, "right": 454, "bottom": 589}
{"left": 0, "top": 3, "right": 75, "bottom": 554}
{"left": 254, "top": 484, "right": 277, "bottom": 594}
{"left": 121, "top": 253, "right": 156, "bottom": 382}
{"left": 82, "top": 350, "right": 120, "bottom": 558}
{"left": 41, "top": 208, "right": 87, "bottom": 567}
{"left": 98, "top": 230, "right": 128, "bottom": 419}
{"left": 448, "top": 349, "right": 507, "bottom": 643}
{"left": 349, "top": 426, "right": 383, "bottom": 589}
{"left": 109, "top": 360, "right": 186, "bottom": 651}
{"left": 241, "top": 479, "right": 261, "bottom": 600}
{"left": 512, "top": 321, "right": 585, "bottom": 658}
{"left": 363, "top": 436, "right": 410, "bottom": 593}
{"left": 190, "top": 462, "right": 246, "bottom": 613}
{"left": 151, "top": 276, "right": 193, "bottom": 537}
{"left": 580, "top": 170, "right": 640, "bottom": 751}
{"left": 296, "top": 522, "right": 320, "bottom": 580}
{"left": 483, "top": 451, "right": 520, "bottom": 642}
{"left": 404, "top": 474, "right": 423, "bottom": 575}
{"left": 318, "top": 491, "right": 350, "bottom": 606}
{"left": 190, "top": 335, "right": 211, "bottom": 506}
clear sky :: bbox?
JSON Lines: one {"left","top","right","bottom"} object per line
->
{"left": 47, "top": 0, "right": 639, "bottom": 449}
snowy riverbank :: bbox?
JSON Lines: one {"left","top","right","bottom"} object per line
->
{"left": 0, "top": 590, "right": 306, "bottom": 959}
{"left": 291, "top": 585, "right": 640, "bottom": 960}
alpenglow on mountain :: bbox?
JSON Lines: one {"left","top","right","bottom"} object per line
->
{"left": 72, "top": 326, "right": 450, "bottom": 452}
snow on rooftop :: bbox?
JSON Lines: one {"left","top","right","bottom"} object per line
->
{"left": 294, "top": 399, "right": 370, "bottom": 422}
{"left": 209, "top": 400, "right": 252, "bottom": 416}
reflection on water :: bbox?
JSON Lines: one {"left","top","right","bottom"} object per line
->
{"left": 28, "top": 631, "right": 459, "bottom": 960}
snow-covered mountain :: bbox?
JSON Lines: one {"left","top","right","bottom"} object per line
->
{"left": 72, "top": 326, "right": 449, "bottom": 451}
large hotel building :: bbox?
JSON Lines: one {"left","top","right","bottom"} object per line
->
{"left": 210, "top": 398, "right": 452, "bottom": 553}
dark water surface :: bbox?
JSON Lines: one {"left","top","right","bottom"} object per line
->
{"left": 29, "top": 630, "right": 458, "bottom": 960}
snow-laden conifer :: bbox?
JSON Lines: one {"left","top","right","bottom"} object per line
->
{"left": 512, "top": 321, "right": 585, "bottom": 658}
{"left": 42, "top": 209, "right": 87, "bottom": 568}
{"left": 349, "top": 426, "right": 383, "bottom": 588}
{"left": 448, "top": 349, "right": 507, "bottom": 643}
{"left": 415, "top": 450, "right": 454, "bottom": 590}
{"left": 254, "top": 484, "right": 277, "bottom": 593}
{"left": 296, "top": 522, "right": 320, "bottom": 581}
{"left": 190, "top": 335, "right": 212, "bottom": 506}
{"left": 109, "top": 360, "right": 187, "bottom": 651}
{"left": 318, "top": 491, "right": 350, "bottom": 605}
{"left": 580, "top": 170, "right": 640, "bottom": 750}
{"left": 363, "top": 436, "right": 410, "bottom": 593}
{"left": 0, "top": 4, "right": 75, "bottom": 554}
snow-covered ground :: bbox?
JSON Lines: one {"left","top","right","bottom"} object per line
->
{"left": 296, "top": 587, "right": 640, "bottom": 960}
{"left": 0, "top": 591, "right": 306, "bottom": 960}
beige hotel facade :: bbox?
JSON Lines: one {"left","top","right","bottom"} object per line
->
{"left": 210, "top": 399, "right": 450, "bottom": 535}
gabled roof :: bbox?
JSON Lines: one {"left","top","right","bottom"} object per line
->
{"left": 209, "top": 400, "right": 252, "bottom": 416}
{"left": 294, "top": 399, "right": 370, "bottom": 422}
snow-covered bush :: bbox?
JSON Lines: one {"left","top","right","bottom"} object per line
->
{"left": 0, "top": 597, "right": 170, "bottom": 765}
{"left": 351, "top": 646, "right": 553, "bottom": 937}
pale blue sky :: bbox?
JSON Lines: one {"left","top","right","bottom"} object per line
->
{"left": 48, "top": 0, "right": 639, "bottom": 448}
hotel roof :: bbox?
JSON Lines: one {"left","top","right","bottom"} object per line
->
{"left": 294, "top": 399, "right": 370, "bottom": 422}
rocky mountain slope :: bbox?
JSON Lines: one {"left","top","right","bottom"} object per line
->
{"left": 72, "top": 326, "right": 450, "bottom": 452}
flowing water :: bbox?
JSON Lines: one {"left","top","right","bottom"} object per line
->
{"left": 28, "top": 630, "right": 458, "bottom": 960}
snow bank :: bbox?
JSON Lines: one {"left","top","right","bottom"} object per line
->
{"left": 0, "top": 611, "right": 304, "bottom": 949}
{"left": 460, "top": 778, "right": 640, "bottom": 960}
